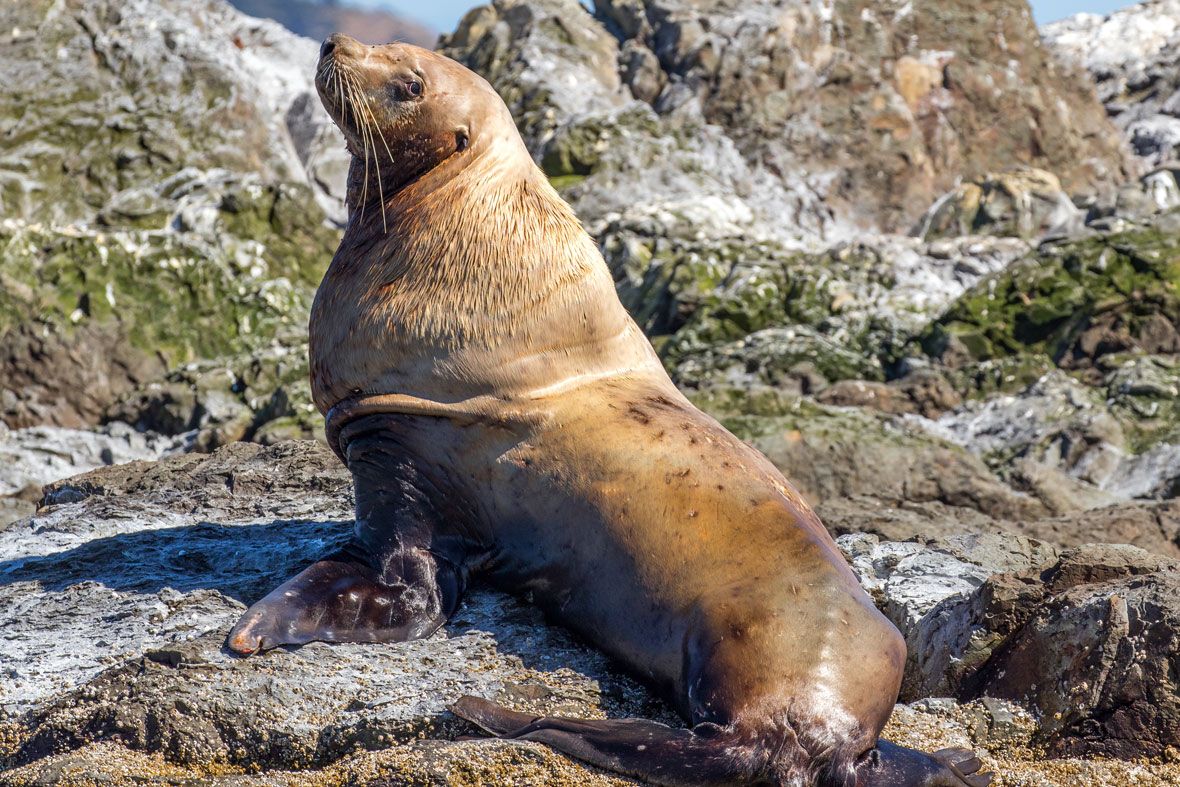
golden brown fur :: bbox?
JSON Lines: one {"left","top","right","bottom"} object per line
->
{"left": 229, "top": 34, "right": 993, "bottom": 787}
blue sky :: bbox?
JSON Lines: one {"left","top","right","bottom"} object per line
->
{"left": 364, "top": 0, "right": 1133, "bottom": 33}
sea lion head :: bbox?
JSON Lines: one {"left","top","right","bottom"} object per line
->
{"left": 314, "top": 34, "right": 509, "bottom": 209}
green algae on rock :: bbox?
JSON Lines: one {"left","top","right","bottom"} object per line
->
{"left": 0, "top": 173, "right": 338, "bottom": 429}
{"left": 922, "top": 216, "right": 1180, "bottom": 374}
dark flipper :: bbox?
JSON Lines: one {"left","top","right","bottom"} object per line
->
{"left": 857, "top": 740, "right": 994, "bottom": 787}
{"left": 452, "top": 696, "right": 753, "bottom": 787}
{"left": 226, "top": 546, "right": 462, "bottom": 653}
{"left": 228, "top": 420, "right": 468, "bottom": 655}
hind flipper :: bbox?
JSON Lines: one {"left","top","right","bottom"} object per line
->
{"left": 227, "top": 545, "right": 462, "bottom": 653}
{"left": 452, "top": 696, "right": 747, "bottom": 787}
{"left": 857, "top": 740, "right": 993, "bottom": 787}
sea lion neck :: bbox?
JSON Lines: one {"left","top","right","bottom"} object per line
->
{"left": 310, "top": 131, "right": 664, "bottom": 413}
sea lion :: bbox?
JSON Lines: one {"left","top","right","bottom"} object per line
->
{"left": 226, "top": 33, "right": 993, "bottom": 787}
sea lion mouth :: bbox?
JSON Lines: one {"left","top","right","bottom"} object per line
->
{"left": 314, "top": 36, "right": 416, "bottom": 229}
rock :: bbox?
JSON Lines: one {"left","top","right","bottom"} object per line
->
{"left": 6, "top": 443, "right": 1180, "bottom": 781}
{"left": 672, "top": 326, "right": 882, "bottom": 393}
{"left": 922, "top": 214, "right": 1180, "bottom": 376}
{"left": 691, "top": 387, "right": 1050, "bottom": 520}
{"left": 914, "top": 168, "right": 1084, "bottom": 240}
{"left": 0, "top": 0, "right": 345, "bottom": 430}
{"left": 845, "top": 534, "right": 1180, "bottom": 763}
{"left": 440, "top": 0, "right": 1133, "bottom": 242}
{"left": 1089, "top": 164, "right": 1180, "bottom": 223}
{"left": 969, "top": 545, "right": 1180, "bottom": 759}
{"left": 0, "top": 0, "right": 348, "bottom": 226}
{"left": 0, "top": 175, "right": 338, "bottom": 430}
{"left": 817, "top": 370, "right": 964, "bottom": 420}
{"left": 853, "top": 538, "right": 1180, "bottom": 759}
{"left": 838, "top": 532, "right": 1056, "bottom": 699}
{"left": 920, "top": 370, "right": 1180, "bottom": 504}
{"left": 1018, "top": 500, "right": 1180, "bottom": 558}
{"left": 0, "top": 421, "right": 183, "bottom": 499}
{"left": 605, "top": 226, "right": 1027, "bottom": 393}
{"left": 1043, "top": 1, "right": 1180, "bottom": 166}
{"left": 816, "top": 497, "right": 1004, "bottom": 543}
{"left": 0, "top": 442, "right": 674, "bottom": 779}
{"left": 105, "top": 339, "right": 324, "bottom": 451}
{"left": 0, "top": 498, "right": 35, "bottom": 531}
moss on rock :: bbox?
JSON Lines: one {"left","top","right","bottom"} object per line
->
{"left": 922, "top": 219, "right": 1180, "bottom": 372}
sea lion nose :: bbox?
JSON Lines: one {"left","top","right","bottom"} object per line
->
{"left": 321, "top": 33, "right": 359, "bottom": 60}
{"left": 320, "top": 34, "right": 340, "bottom": 59}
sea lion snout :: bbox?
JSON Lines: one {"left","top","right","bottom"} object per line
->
{"left": 314, "top": 36, "right": 497, "bottom": 211}
{"left": 319, "top": 32, "right": 359, "bottom": 62}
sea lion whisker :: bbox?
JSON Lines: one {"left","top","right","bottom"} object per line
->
{"left": 354, "top": 83, "right": 393, "bottom": 231}
{"left": 342, "top": 76, "right": 371, "bottom": 225}
{"left": 345, "top": 71, "right": 383, "bottom": 227}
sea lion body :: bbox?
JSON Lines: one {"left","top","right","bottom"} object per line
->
{"left": 227, "top": 35, "right": 992, "bottom": 787}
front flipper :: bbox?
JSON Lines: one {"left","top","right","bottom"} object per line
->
{"left": 452, "top": 696, "right": 752, "bottom": 787}
{"left": 229, "top": 416, "right": 472, "bottom": 655}
{"left": 227, "top": 546, "right": 462, "bottom": 654}
{"left": 857, "top": 740, "right": 993, "bottom": 787}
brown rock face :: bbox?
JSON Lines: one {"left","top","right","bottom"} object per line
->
{"left": 960, "top": 545, "right": 1180, "bottom": 759}
{"left": 587, "top": 0, "right": 1135, "bottom": 230}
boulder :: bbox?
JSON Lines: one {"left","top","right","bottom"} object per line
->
{"left": 914, "top": 168, "right": 1083, "bottom": 240}
{"left": 968, "top": 545, "right": 1180, "bottom": 759}
{"left": 853, "top": 536, "right": 1180, "bottom": 759}
{"left": 1089, "top": 165, "right": 1180, "bottom": 224}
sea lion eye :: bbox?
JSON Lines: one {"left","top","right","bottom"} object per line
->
{"left": 407, "top": 80, "right": 422, "bottom": 97}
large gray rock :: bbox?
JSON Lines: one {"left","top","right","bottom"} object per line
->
{"left": 920, "top": 370, "right": 1180, "bottom": 505}
{"left": 6, "top": 442, "right": 1180, "bottom": 784}
{"left": 839, "top": 532, "right": 1058, "bottom": 699}
{"left": 1043, "top": 1, "right": 1180, "bottom": 166}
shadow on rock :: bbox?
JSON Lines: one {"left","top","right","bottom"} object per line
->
{"left": 0, "top": 519, "right": 351, "bottom": 604}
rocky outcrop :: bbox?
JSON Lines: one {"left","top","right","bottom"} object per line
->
{"left": 1043, "top": 0, "right": 1180, "bottom": 165}
{"left": 441, "top": 0, "right": 1134, "bottom": 239}
{"left": 843, "top": 535, "right": 1180, "bottom": 760}
{"left": 4, "top": 444, "right": 1180, "bottom": 785}
{"left": 0, "top": 0, "right": 345, "bottom": 430}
